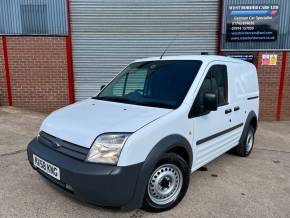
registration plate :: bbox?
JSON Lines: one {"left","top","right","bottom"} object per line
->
{"left": 33, "top": 154, "right": 60, "bottom": 180}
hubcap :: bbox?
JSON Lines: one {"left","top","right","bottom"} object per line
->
{"left": 148, "top": 164, "right": 183, "bottom": 205}
{"left": 246, "top": 129, "right": 254, "bottom": 153}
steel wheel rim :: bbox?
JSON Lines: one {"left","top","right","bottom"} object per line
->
{"left": 147, "top": 164, "right": 183, "bottom": 205}
{"left": 246, "top": 129, "right": 254, "bottom": 153}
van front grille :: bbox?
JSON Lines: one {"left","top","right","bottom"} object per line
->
{"left": 38, "top": 131, "right": 90, "bottom": 161}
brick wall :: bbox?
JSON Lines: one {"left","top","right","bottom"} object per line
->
{"left": 256, "top": 52, "right": 283, "bottom": 121}
{"left": 6, "top": 37, "right": 69, "bottom": 112}
{"left": 0, "top": 36, "right": 8, "bottom": 106}
{"left": 281, "top": 53, "right": 290, "bottom": 120}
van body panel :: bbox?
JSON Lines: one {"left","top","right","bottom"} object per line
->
{"left": 118, "top": 104, "right": 193, "bottom": 166}
{"left": 40, "top": 99, "right": 171, "bottom": 148}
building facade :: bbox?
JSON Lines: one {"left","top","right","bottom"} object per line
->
{"left": 0, "top": 0, "right": 289, "bottom": 121}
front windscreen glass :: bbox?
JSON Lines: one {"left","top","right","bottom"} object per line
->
{"left": 95, "top": 60, "right": 202, "bottom": 109}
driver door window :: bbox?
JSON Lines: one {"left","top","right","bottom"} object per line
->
{"left": 191, "top": 65, "right": 228, "bottom": 117}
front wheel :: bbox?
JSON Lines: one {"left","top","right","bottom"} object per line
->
{"left": 142, "top": 153, "right": 190, "bottom": 212}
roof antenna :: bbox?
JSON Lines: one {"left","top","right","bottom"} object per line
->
{"left": 160, "top": 35, "right": 178, "bottom": 59}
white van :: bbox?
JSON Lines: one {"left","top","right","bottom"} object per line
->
{"left": 27, "top": 55, "right": 259, "bottom": 212}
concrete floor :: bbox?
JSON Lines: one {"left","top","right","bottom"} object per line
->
{"left": 0, "top": 106, "right": 290, "bottom": 217}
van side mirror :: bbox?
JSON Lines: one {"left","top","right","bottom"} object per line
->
{"left": 204, "top": 93, "right": 218, "bottom": 111}
{"left": 100, "top": 85, "right": 105, "bottom": 91}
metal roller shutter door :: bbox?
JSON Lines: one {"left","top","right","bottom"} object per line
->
{"left": 70, "top": 0, "right": 219, "bottom": 100}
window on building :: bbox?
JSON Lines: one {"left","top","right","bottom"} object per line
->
{"left": 0, "top": 0, "right": 67, "bottom": 36}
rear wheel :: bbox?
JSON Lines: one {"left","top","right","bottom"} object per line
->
{"left": 142, "top": 153, "right": 190, "bottom": 212}
{"left": 231, "top": 125, "right": 255, "bottom": 157}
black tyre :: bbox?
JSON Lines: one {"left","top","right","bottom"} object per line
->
{"left": 142, "top": 153, "right": 190, "bottom": 212}
{"left": 231, "top": 125, "right": 255, "bottom": 157}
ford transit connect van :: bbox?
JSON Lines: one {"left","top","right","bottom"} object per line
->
{"left": 27, "top": 55, "right": 259, "bottom": 212}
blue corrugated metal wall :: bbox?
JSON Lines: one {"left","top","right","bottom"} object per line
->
{"left": 0, "top": 0, "right": 68, "bottom": 35}
{"left": 222, "top": 0, "right": 290, "bottom": 51}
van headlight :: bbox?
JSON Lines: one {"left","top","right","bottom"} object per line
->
{"left": 86, "top": 133, "right": 131, "bottom": 164}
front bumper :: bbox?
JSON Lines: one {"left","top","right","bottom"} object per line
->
{"left": 27, "top": 138, "right": 143, "bottom": 209}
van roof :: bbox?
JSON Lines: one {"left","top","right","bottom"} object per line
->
{"left": 133, "top": 55, "right": 252, "bottom": 65}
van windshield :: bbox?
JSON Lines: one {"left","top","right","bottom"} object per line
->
{"left": 95, "top": 60, "right": 202, "bottom": 109}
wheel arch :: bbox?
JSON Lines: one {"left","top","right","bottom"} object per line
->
{"left": 249, "top": 115, "right": 258, "bottom": 132}
{"left": 239, "top": 111, "right": 258, "bottom": 145}
{"left": 122, "top": 134, "right": 192, "bottom": 210}
{"left": 144, "top": 134, "right": 193, "bottom": 169}
{"left": 167, "top": 146, "right": 191, "bottom": 167}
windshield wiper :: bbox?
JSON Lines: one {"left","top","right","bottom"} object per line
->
{"left": 139, "top": 101, "right": 175, "bottom": 109}
{"left": 94, "top": 96, "right": 175, "bottom": 109}
{"left": 93, "top": 96, "right": 132, "bottom": 104}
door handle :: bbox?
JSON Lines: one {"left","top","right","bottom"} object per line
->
{"left": 225, "top": 109, "right": 232, "bottom": 114}
{"left": 234, "top": 106, "right": 240, "bottom": 111}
